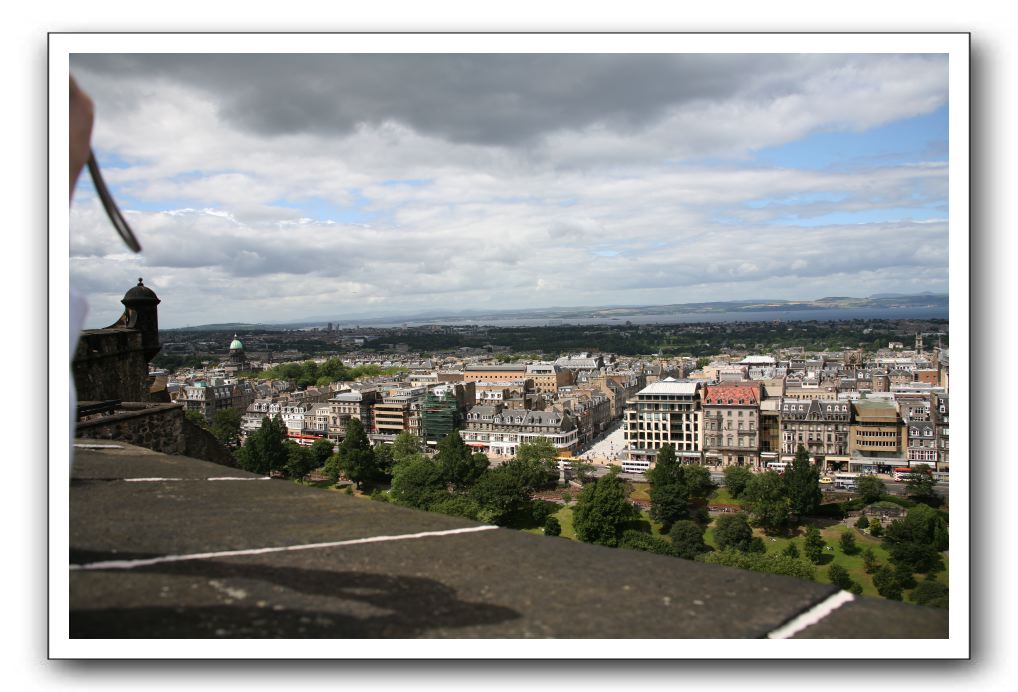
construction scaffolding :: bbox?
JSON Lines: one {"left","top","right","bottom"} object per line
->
{"left": 422, "top": 389, "right": 462, "bottom": 444}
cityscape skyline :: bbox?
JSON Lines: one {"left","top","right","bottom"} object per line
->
{"left": 70, "top": 51, "right": 949, "bottom": 330}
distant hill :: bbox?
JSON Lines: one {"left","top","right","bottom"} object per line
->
{"left": 164, "top": 293, "right": 948, "bottom": 331}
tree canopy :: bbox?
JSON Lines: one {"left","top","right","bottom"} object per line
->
{"left": 722, "top": 465, "right": 754, "bottom": 499}
{"left": 905, "top": 466, "right": 940, "bottom": 505}
{"left": 713, "top": 513, "right": 757, "bottom": 553}
{"left": 646, "top": 445, "right": 713, "bottom": 530}
{"left": 785, "top": 445, "right": 821, "bottom": 517}
{"left": 389, "top": 457, "right": 447, "bottom": 509}
{"left": 436, "top": 431, "right": 489, "bottom": 491}
{"left": 391, "top": 432, "right": 424, "bottom": 466}
{"left": 856, "top": 475, "right": 886, "bottom": 504}
{"left": 572, "top": 468, "right": 638, "bottom": 547}
{"left": 235, "top": 414, "right": 289, "bottom": 475}
{"left": 669, "top": 520, "right": 709, "bottom": 560}
{"left": 210, "top": 408, "right": 243, "bottom": 447}
{"left": 743, "top": 471, "right": 791, "bottom": 533}
{"left": 335, "top": 418, "right": 381, "bottom": 489}
{"left": 882, "top": 504, "right": 948, "bottom": 574}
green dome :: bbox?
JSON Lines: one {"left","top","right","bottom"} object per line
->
{"left": 229, "top": 335, "right": 244, "bottom": 350}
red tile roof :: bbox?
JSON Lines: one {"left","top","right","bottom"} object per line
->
{"left": 703, "top": 383, "right": 761, "bottom": 406}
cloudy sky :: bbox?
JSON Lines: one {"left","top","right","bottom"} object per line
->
{"left": 68, "top": 53, "right": 949, "bottom": 329}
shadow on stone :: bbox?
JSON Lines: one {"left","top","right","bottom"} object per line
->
{"left": 70, "top": 552, "right": 521, "bottom": 638}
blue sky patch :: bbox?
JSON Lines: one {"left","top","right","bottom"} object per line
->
{"left": 753, "top": 103, "right": 948, "bottom": 171}
{"left": 272, "top": 193, "right": 377, "bottom": 224}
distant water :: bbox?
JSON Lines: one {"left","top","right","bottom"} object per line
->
{"left": 365, "top": 306, "right": 949, "bottom": 328}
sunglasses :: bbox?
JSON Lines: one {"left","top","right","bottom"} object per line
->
{"left": 86, "top": 151, "right": 142, "bottom": 253}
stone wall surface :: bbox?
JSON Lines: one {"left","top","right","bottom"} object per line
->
{"left": 73, "top": 329, "right": 150, "bottom": 402}
{"left": 75, "top": 402, "right": 184, "bottom": 454}
{"left": 181, "top": 420, "right": 238, "bottom": 468}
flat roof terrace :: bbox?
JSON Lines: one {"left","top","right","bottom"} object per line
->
{"left": 66, "top": 441, "right": 948, "bottom": 641}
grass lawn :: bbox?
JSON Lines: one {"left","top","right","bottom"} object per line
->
{"left": 521, "top": 505, "right": 578, "bottom": 540}
{"left": 521, "top": 498, "right": 949, "bottom": 605}
{"left": 708, "top": 488, "right": 746, "bottom": 507}
{"left": 628, "top": 482, "right": 651, "bottom": 502}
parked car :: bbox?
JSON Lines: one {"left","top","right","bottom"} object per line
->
{"left": 819, "top": 476, "right": 833, "bottom": 485}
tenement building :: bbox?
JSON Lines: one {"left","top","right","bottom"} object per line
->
{"left": 702, "top": 382, "right": 762, "bottom": 469}
{"left": 622, "top": 378, "right": 702, "bottom": 473}
{"left": 459, "top": 404, "right": 578, "bottom": 458}
{"left": 779, "top": 398, "right": 851, "bottom": 472}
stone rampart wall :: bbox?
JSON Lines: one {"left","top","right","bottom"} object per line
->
{"left": 73, "top": 329, "right": 150, "bottom": 402}
{"left": 75, "top": 402, "right": 184, "bottom": 454}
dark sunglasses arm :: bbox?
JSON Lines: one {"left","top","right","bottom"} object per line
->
{"left": 86, "top": 151, "right": 142, "bottom": 253}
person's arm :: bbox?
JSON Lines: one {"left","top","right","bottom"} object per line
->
{"left": 69, "top": 76, "right": 94, "bottom": 202}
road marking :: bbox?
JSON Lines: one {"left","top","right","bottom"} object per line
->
{"left": 69, "top": 525, "right": 500, "bottom": 571}
{"left": 766, "top": 590, "right": 855, "bottom": 639}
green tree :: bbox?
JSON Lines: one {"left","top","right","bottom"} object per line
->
{"left": 803, "top": 525, "right": 826, "bottom": 564}
{"left": 515, "top": 436, "right": 558, "bottom": 467}
{"left": 839, "top": 530, "right": 859, "bottom": 555}
{"left": 827, "top": 563, "right": 855, "bottom": 591}
{"left": 391, "top": 431, "right": 423, "bottom": 466}
{"left": 373, "top": 444, "right": 396, "bottom": 481}
{"left": 855, "top": 515, "right": 870, "bottom": 530}
{"left": 572, "top": 468, "right": 637, "bottom": 547}
{"left": 910, "top": 577, "right": 949, "bottom": 609}
{"left": 647, "top": 445, "right": 712, "bottom": 530}
{"left": 713, "top": 513, "right": 755, "bottom": 552}
{"left": 872, "top": 564, "right": 904, "bottom": 600}
{"left": 469, "top": 464, "right": 533, "bottom": 526}
{"left": 743, "top": 471, "right": 791, "bottom": 533}
{"left": 785, "top": 444, "right": 821, "bottom": 518}
{"left": 235, "top": 414, "right": 289, "bottom": 475}
{"left": 699, "top": 549, "right": 816, "bottom": 581}
{"left": 669, "top": 520, "right": 708, "bottom": 560}
{"left": 337, "top": 417, "right": 380, "bottom": 490}
{"left": 427, "top": 495, "right": 481, "bottom": 521}
{"left": 309, "top": 438, "right": 335, "bottom": 470}
{"left": 436, "top": 432, "right": 488, "bottom": 491}
{"left": 856, "top": 475, "right": 886, "bottom": 504}
{"left": 544, "top": 515, "right": 562, "bottom": 537}
{"left": 210, "top": 408, "right": 243, "bottom": 447}
{"left": 869, "top": 521, "right": 883, "bottom": 538}
{"left": 883, "top": 504, "right": 948, "bottom": 574}
{"left": 389, "top": 457, "right": 447, "bottom": 509}
{"left": 723, "top": 465, "right": 754, "bottom": 499}
{"left": 782, "top": 541, "right": 800, "bottom": 559}
{"left": 905, "top": 466, "right": 939, "bottom": 505}
{"left": 862, "top": 547, "right": 880, "bottom": 574}
{"left": 683, "top": 464, "right": 715, "bottom": 499}
{"left": 647, "top": 450, "right": 690, "bottom": 529}
{"left": 618, "top": 530, "right": 677, "bottom": 557}
{"left": 286, "top": 443, "right": 318, "bottom": 480}
{"left": 184, "top": 409, "right": 208, "bottom": 429}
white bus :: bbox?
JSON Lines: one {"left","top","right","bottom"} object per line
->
{"left": 766, "top": 461, "right": 788, "bottom": 473}
{"left": 833, "top": 472, "right": 860, "bottom": 490}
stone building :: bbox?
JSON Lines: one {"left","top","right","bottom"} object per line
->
{"left": 779, "top": 398, "right": 851, "bottom": 471}
{"left": 460, "top": 404, "right": 578, "bottom": 458}
{"left": 702, "top": 382, "right": 762, "bottom": 469}
{"left": 622, "top": 378, "right": 702, "bottom": 473}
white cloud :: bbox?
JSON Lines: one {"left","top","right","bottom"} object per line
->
{"left": 68, "top": 53, "right": 950, "bottom": 328}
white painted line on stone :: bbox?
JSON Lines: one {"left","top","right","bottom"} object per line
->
{"left": 69, "top": 525, "right": 500, "bottom": 571}
{"left": 122, "top": 477, "right": 271, "bottom": 482}
{"left": 766, "top": 590, "right": 856, "bottom": 639}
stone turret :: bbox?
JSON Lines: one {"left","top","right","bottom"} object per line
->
{"left": 110, "top": 278, "right": 161, "bottom": 362}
